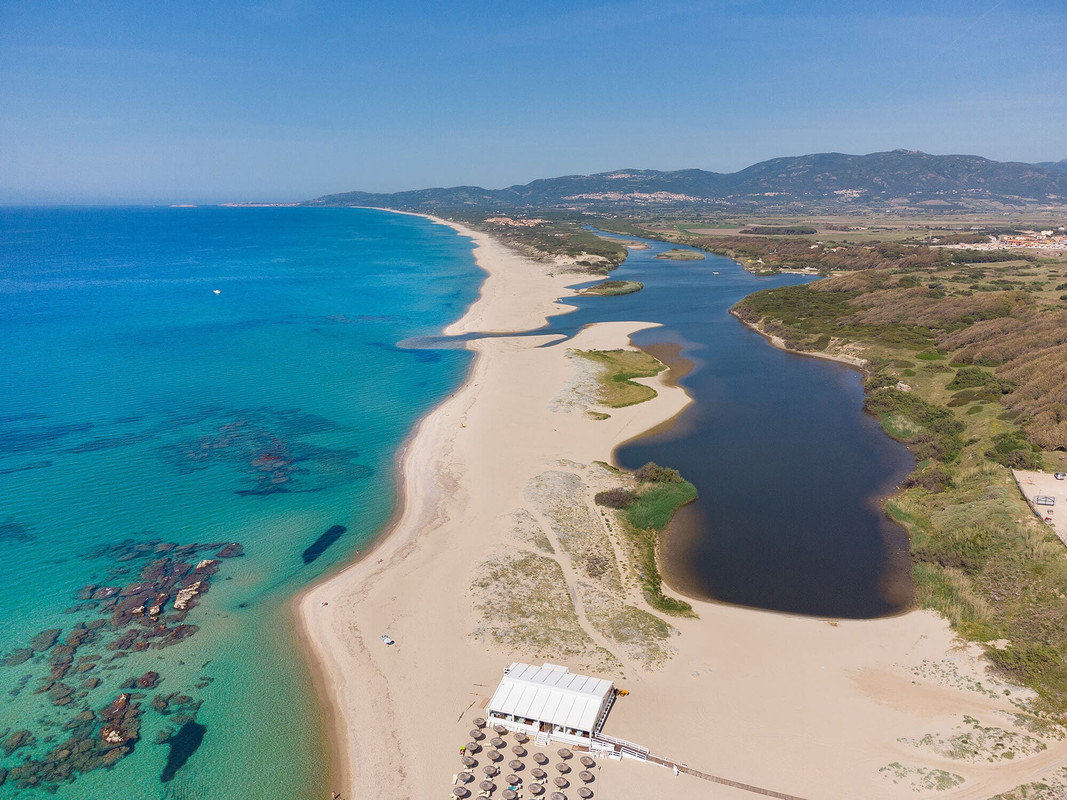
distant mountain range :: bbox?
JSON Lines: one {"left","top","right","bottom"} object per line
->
{"left": 306, "top": 150, "right": 1067, "bottom": 213}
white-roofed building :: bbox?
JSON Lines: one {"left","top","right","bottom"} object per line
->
{"left": 486, "top": 662, "right": 616, "bottom": 745}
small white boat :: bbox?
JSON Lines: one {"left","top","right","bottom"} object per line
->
{"left": 213, "top": 289, "right": 221, "bottom": 295}
{"left": 712, "top": 271, "right": 720, "bottom": 275}
{"left": 380, "top": 634, "right": 395, "bottom": 645}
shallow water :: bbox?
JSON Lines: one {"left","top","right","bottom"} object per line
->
{"left": 538, "top": 232, "right": 915, "bottom": 618}
{"left": 0, "top": 207, "right": 479, "bottom": 798}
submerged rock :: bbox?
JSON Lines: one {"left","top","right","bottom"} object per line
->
{"left": 29, "top": 628, "right": 62, "bottom": 653}
{"left": 215, "top": 542, "right": 243, "bottom": 558}
{"left": 2, "top": 730, "right": 35, "bottom": 756}
{"left": 2, "top": 648, "right": 34, "bottom": 667}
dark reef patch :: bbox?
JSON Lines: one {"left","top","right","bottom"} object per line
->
{"left": 302, "top": 524, "right": 346, "bottom": 564}
{"left": 0, "top": 421, "right": 94, "bottom": 453}
{"left": 0, "top": 517, "right": 35, "bottom": 543}
{"left": 0, "top": 460, "right": 52, "bottom": 476}
{"left": 157, "top": 407, "right": 371, "bottom": 494}
{"left": 67, "top": 433, "right": 155, "bottom": 453}
{"left": 0, "top": 536, "right": 239, "bottom": 791}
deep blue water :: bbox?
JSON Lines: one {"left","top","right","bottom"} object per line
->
{"left": 539, "top": 232, "right": 915, "bottom": 618}
{"left": 0, "top": 207, "right": 480, "bottom": 798}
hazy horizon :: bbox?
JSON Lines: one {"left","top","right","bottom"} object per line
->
{"left": 3, "top": 1, "right": 1065, "bottom": 205}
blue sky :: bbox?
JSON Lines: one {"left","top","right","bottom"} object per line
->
{"left": 1, "top": 0, "right": 1064, "bottom": 203}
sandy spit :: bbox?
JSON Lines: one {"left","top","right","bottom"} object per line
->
{"left": 296, "top": 212, "right": 1067, "bottom": 800}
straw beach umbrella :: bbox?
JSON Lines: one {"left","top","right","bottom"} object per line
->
{"left": 452, "top": 787, "right": 470, "bottom": 798}
{"left": 511, "top": 745, "right": 527, "bottom": 757}
{"left": 505, "top": 774, "right": 521, "bottom": 786}
{"left": 493, "top": 725, "right": 507, "bottom": 735}
{"left": 483, "top": 765, "right": 499, "bottom": 777}
{"left": 488, "top": 749, "right": 502, "bottom": 762}
{"left": 461, "top": 756, "right": 476, "bottom": 768}
{"left": 529, "top": 786, "right": 544, "bottom": 797}
{"left": 458, "top": 771, "right": 473, "bottom": 783}
{"left": 491, "top": 737, "right": 506, "bottom": 749}
{"left": 515, "top": 733, "right": 529, "bottom": 744}
{"left": 508, "top": 759, "right": 523, "bottom": 771}
{"left": 479, "top": 780, "right": 496, "bottom": 792}
{"left": 465, "top": 742, "right": 481, "bottom": 753}
{"left": 554, "top": 762, "right": 570, "bottom": 774}
{"left": 579, "top": 756, "right": 594, "bottom": 768}
{"left": 531, "top": 767, "right": 547, "bottom": 781}
{"left": 550, "top": 792, "right": 566, "bottom": 800}
{"left": 578, "top": 770, "right": 594, "bottom": 783}
{"left": 577, "top": 788, "right": 593, "bottom": 799}
{"left": 554, "top": 777, "right": 569, "bottom": 789}
{"left": 557, "top": 748, "right": 573, "bottom": 760}
{"left": 473, "top": 717, "right": 486, "bottom": 728}
{"left": 502, "top": 791, "right": 518, "bottom": 800}
{"left": 470, "top": 729, "right": 485, "bottom": 740}
{"left": 533, "top": 752, "right": 548, "bottom": 765}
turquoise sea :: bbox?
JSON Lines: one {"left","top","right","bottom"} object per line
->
{"left": 0, "top": 207, "right": 481, "bottom": 798}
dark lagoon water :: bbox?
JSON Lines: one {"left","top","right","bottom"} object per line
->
{"left": 538, "top": 232, "right": 915, "bottom": 619}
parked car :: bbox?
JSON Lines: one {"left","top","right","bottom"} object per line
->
{"left": 1055, "top": 472, "right": 1066, "bottom": 480}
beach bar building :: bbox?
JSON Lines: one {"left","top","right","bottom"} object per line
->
{"left": 486, "top": 662, "right": 615, "bottom": 746}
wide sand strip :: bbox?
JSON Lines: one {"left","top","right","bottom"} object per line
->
{"left": 298, "top": 217, "right": 1067, "bottom": 799}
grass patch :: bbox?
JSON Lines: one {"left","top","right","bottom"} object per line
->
{"left": 626, "top": 481, "right": 697, "bottom": 531}
{"left": 572, "top": 349, "right": 665, "bottom": 407}
{"left": 581, "top": 280, "right": 644, "bottom": 296}
{"left": 655, "top": 248, "right": 706, "bottom": 261}
{"left": 621, "top": 479, "right": 698, "bottom": 616}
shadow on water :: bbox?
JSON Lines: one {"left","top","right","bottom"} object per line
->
{"left": 161, "top": 721, "right": 207, "bottom": 783}
{"left": 406, "top": 230, "right": 915, "bottom": 619}
{"left": 302, "top": 524, "right": 347, "bottom": 565}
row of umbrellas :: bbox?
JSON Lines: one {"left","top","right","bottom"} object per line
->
{"left": 457, "top": 720, "right": 596, "bottom": 799}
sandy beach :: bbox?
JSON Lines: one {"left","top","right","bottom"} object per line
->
{"left": 297, "top": 216, "right": 1067, "bottom": 800}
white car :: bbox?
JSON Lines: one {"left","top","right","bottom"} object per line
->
{"left": 1055, "top": 472, "right": 1066, "bottom": 480}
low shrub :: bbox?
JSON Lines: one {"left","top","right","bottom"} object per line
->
{"left": 903, "top": 466, "right": 955, "bottom": 493}
{"left": 634, "top": 462, "right": 684, "bottom": 483}
{"left": 985, "top": 431, "right": 1043, "bottom": 470}
{"left": 594, "top": 487, "right": 637, "bottom": 509}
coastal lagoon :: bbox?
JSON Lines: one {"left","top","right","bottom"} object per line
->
{"left": 544, "top": 233, "right": 915, "bottom": 618}
{"left": 0, "top": 208, "right": 479, "bottom": 797}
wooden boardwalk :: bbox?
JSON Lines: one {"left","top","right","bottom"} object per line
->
{"left": 591, "top": 734, "right": 811, "bottom": 800}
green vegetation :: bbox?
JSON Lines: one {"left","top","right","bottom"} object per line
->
{"left": 580, "top": 280, "right": 643, "bottom": 296}
{"left": 729, "top": 237, "right": 1067, "bottom": 714}
{"left": 449, "top": 212, "right": 628, "bottom": 272}
{"left": 654, "top": 248, "right": 705, "bottom": 261}
{"left": 596, "top": 461, "right": 697, "bottom": 616}
{"left": 626, "top": 480, "right": 697, "bottom": 532}
{"left": 739, "top": 226, "right": 816, "bottom": 235}
{"left": 572, "top": 349, "right": 665, "bottom": 407}
{"left": 865, "top": 388, "right": 965, "bottom": 462}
